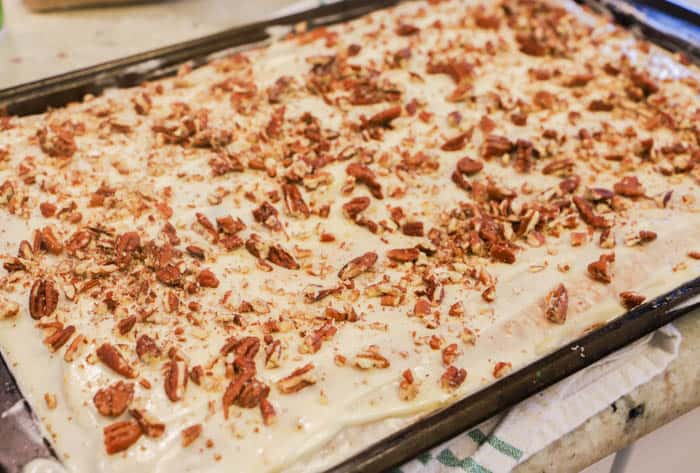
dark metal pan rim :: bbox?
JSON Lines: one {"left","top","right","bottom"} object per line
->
{"left": 0, "top": 1, "right": 699, "bottom": 472}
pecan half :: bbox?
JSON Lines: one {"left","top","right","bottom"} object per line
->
{"left": 386, "top": 248, "right": 420, "bottom": 262}
{"left": 130, "top": 409, "right": 165, "bottom": 438}
{"left": 97, "top": 343, "right": 138, "bottom": 378}
{"left": 346, "top": 163, "right": 383, "bottom": 199}
{"left": 338, "top": 252, "right": 377, "bottom": 280}
{"left": 587, "top": 253, "right": 615, "bottom": 283}
{"left": 483, "top": 135, "right": 513, "bottom": 158}
{"left": 277, "top": 363, "right": 316, "bottom": 394}
{"left": 29, "top": 279, "right": 59, "bottom": 319}
{"left": 440, "top": 366, "right": 467, "bottom": 391}
{"left": 93, "top": 381, "right": 134, "bottom": 417}
{"left": 163, "top": 359, "right": 188, "bottom": 402}
{"left": 103, "top": 420, "right": 142, "bottom": 455}
{"left": 544, "top": 284, "right": 568, "bottom": 324}
{"left": 620, "top": 291, "right": 646, "bottom": 309}
{"left": 181, "top": 424, "right": 202, "bottom": 448}
{"left": 282, "top": 184, "right": 310, "bottom": 218}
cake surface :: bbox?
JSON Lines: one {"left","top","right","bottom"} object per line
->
{"left": 0, "top": 1, "right": 699, "bottom": 472}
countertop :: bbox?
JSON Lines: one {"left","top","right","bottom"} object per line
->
{"left": 1, "top": 1, "right": 699, "bottom": 471}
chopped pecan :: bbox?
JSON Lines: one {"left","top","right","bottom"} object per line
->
{"left": 0, "top": 297, "right": 19, "bottom": 319}
{"left": 93, "top": 381, "right": 134, "bottom": 417}
{"left": 620, "top": 291, "right": 646, "bottom": 309}
{"left": 346, "top": 163, "right": 383, "bottom": 199}
{"left": 115, "top": 232, "right": 140, "bottom": 268}
{"left": 353, "top": 348, "right": 390, "bottom": 369}
{"left": 236, "top": 379, "right": 270, "bottom": 408}
{"left": 613, "top": 176, "right": 645, "bottom": 198}
{"left": 186, "top": 245, "right": 205, "bottom": 260}
{"left": 483, "top": 135, "right": 513, "bottom": 158}
{"left": 282, "top": 184, "right": 309, "bottom": 218}
{"left": 396, "top": 23, "right": 419, "bottom": 36}
{"left": 277, "top": 363, "right": 316, "bottom": 394}
{"left": 260, "top": 398, "right": 277, "bottom": 426}
{"left": 456, "top": 157, "right": 483, "bottom": 175}
{"left": 253, "top": 202, "right": 282, "bottom": 232}
{"left": 493, "top": 361, "right": 512, "bottom": 378}
{"left": 116, "top": 316, "right": 137, "bottom": 335}
{"left": 573, "top": 196, "right": 609, "bottom": 228}
{"left": 156, "top": 264, "right": 181, "bottom": 286}
{"left": 130, "top": 409, "right": 165, "bottom": 438}
{"left": 399, "top": 369, "right": 419, "bottom": 401}
{"left": 197, "top": 269, "right": 220, "bottom": 288}
{"left": 181, "top": 424, "right": 202, "bottom": 448}
{"left": 44, "top": 325, "right": 75, "bottom": 351}
{"left": 386, "top": 248, "right": 420, "bottom": 262}
{"left": 442, "top": 344, "right": 459, "bottom": 365}
{"left": 163, "top": 359, "right": 188, "bottom": 402}
{"left": 542, "top": 159, "right": 574, "bottom": 176}
{"left": 29, "top": 279, "right": 59, "bottom": 319}
{"left": 104, "top": 420, "right": 142, "bottom": 455}
{"left": 40, "top": 202, "right": 56, "bottom": 217}
{"left": 544, "top": 284, "right": 568, "bottom": 324}
{"left": 362, "top": 105, "right": 402, "bottom": 129}
{"left": 267, "top": 245, "right": 300, "bottom": 270}
{"left": 38, "top": 226, "right": 63, "bottom": 255}
{"left": 587, "top": 253, "right": 615, "bottom": 284}
{"left": 342, "top": 196, "right": 371, "bottom": 220}
{"left": 338, "top": 252, "right": 377, "bottom": 280}
{"left": 588, "top": 99, "right": 614, "bottom": 112}
{"left": 441, "top": 132, "right": 470, "bottom": 151}
{"left": 440, "top": 366, "right": 467, "bottom": 391}
{"left": 217, "top": 215, "right": 246, "bottom": 235}
{"left": 401, "top": 221, "right": 424, "bottom": 236}
{"left": 136, "top": 335, "right": 161, "bottom": 363}
{"left": 490, "top": 244, "right": 516, "bottom": 264}
{"left": 97, "top": 343, "right": 138, "bottom": 378}
{"left": 222, "top": 369, "right": 255, "bottom": 418}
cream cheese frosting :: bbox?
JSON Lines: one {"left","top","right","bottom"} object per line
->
{"left": 0, "top": 1, "right": 699, "bottom": 472}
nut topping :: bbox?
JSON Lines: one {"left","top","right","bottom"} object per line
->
{"left": 587, "top": 253, "right": 615, "bottom": 284}
{"left": 544, "top": 284, "right": 568, "bottom": 324}
{"left": 94, "top": 381, "right": 135, "bottom": 417}
{"left": 620, "top": 291, "right": 646, "bottom": 309}
{"left": 440, "top": 366, "right": 466, "bottom": 391}
{"left": 386, "top": 248, "right": 420, "bottom": 262}
{"left": 181, "top": 424, "right": 202, "bottom": 448}
{"left": 163, "top": 359, "right": 188, "bottom": 402}
{"left": 103, "top": 420, "right": 142, "bottom": 455}
{"left": 456, "top": 157, "right": 484, "bottom": 175}
{"left": 130, "top": 409, "right": 165, "bottom": 438}
{"left": 97, "top": 343, "right": 138, "bottom": 378}
{"left": 29, "top": 279, "right": 59, "bottom": 319}
{"left": 338, "top": 252, "right": 377, "bottom": 280}
{"left": 277, "top": 363, "right": 316, "bottom": 394}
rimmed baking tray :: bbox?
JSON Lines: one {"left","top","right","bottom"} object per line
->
{"left": 0, "top": 1, "right": 699, "bottom": 472}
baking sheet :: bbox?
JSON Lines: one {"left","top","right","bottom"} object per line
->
{"left": 0, "top": 1, "right": 699, "bottom": 472}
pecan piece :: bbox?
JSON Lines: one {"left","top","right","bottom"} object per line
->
{"left": 544, "top": 284, "right": 568, "bottom": 324}
{"left": 386, "top": 248, "right": 420, "bottom": 262}
{"left": 396, "top": 23, "right": 419, "bottom": 36}
{"left": 29, "top": 279, "right": 59, "bottom": 319}
{"left": 252, "top": 202, "right": 282, "bottom": 231}
{"left": 93, "top": 381, "right": 134, "bottom": 417}
{"left": 483, "top": 135, "right": 513, "bottom": 158}
{"left": 155, "top": 264, "right": 181, "bottom": 286}
{"left": 620, "top": 291, "right": 646, "bottom": 309}
{"left": 493, "top": 361, "right": 512, "bottom": 378}
{"left": 181, "top": 424, "right": 202, "bottom": 448}
{"left": 346, "top": 163, "right": 383, "bottom": 199}
{"left": 441, "top": 132, "right": 470, "bottom": 151}
{"left": 342, "top": 196, "right": 370, "bottom": 220}
{"left": 353, "top": 348, "right": 390, "bottom": 369}
{"left": 573, "top": 196, "right": 610, "bottom": 229}
{"left": 104, "top": 421, "right": 142, "bottom": 455}
{"left": 613, "top": 176, "right": 645, "bottom": 198}
{"left": 130, "top": 409, "right": 165, "bottom": 438}
{"left": 260, "top": 398, "right": 277, "bottom": 425}
{"left": 399, "top": 369, "right": 419, "bottom": 401}
{"left": 115, "top": 232, "right": 140, "bottom": 268}
{"left": 277, "top": 363, "right": 316, "bottom": 394}
{"left": 338, "top": 252, "right": 377, "bottom": 280}
{"left": 136, "top": 335, "right": 162, "bottom": 363}
{"left": 38, "top": 226, "right": 63, "bottom": 255}
{"left": 587, "top": 253, "right": 615, "bottom": 284}
{"left": 267, "top": 245, "right": 300, "bottom": 270}
{"left": 44, "top": 325, "right": 75, "bottom": 351}
{"left": 362, "top": 105, "right": 402, "bottom": 129}
{"left": 0, "top": 297, "right": 19, "bottom": 319}
{"left": 282, "top": 184, "right": 309, "bottom": 218}
{"left": 440, "top": 366, "right": 467, "bottom": 391}
{"left": 490, "top": 244, "right": 516, "bottom": 264}
{"left": 401, "top": 221, "right": 424, "bottom": 237}
{"left": 456, "top": 157, "right": 483, "bottom": 175}
{"left": 197, "top": 269, "right": 220, "bottom": 288}
{"left": 163, "top": 359, "right": 188, "bottom": 402}
{"left": 97, "top": 343, "right": 138, "bottom": 378}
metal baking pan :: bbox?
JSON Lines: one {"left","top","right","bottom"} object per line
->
{"left": 1, "top": 1, "right": 699, "bottom": 472}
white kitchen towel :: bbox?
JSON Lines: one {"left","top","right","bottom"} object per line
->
{"left": 393, "top": 324, "right": 682, "bottom": 473}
